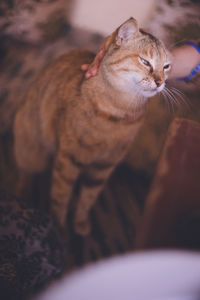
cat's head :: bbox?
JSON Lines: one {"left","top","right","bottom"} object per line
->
{"left": 101, "top": 18, "right": 171, "bottom": 98}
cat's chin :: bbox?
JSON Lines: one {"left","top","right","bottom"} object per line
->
{"left": 140, "top": 84, "right": 165, "bottom": 98}
{"left": 140, "top": 90, "right": 159, "bottom": 98}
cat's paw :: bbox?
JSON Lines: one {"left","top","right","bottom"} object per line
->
{"left": 74, "top": 219, "right": 91, "bottom": 236}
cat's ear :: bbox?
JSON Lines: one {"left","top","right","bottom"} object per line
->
{"left": 116, "top": 18, "right": 139, "bottom": 46}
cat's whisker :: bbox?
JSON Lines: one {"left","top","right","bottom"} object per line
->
{"left": 161, "top": 88, "right": 175, "bottom": 114}
{"left": 161, "top": 88, "right": 172, "bottom": 111}
{"left": 168, "top": 86, "right": 191, "bottom": 113}
{"left": 170, "top": 87, "right": 191, "bottom": 111}
{"left": 164, "top": 87, "right": 179, "bottom": 113}
{"left": 170, "top": 88, "right": 187, "bottom": 106}
{"left": 161, "top": 89, "right": 170, "bottom": 112}
{"left": 164, "top": 87, "right": 180, "bottom": 109}
{"left": 161, "top": 89, "right": 171, "bottom": 113}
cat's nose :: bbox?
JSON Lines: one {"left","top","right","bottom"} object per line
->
{"left": 154, "top": 78, "right": 162, "bottom": 87}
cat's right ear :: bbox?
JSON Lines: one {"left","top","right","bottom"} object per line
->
{"left": 116, "top": 17, "right": 139, "bottom": 46}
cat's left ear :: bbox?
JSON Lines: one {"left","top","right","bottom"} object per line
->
{"left": 116, "top": 17, "right": 139, "bottom": 46}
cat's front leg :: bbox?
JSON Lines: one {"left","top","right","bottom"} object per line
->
{"left": 74, "top": 163, "right": 115, "bottom": 235}
{"left": 14, "top": 169, "right": 32, "bottom": 201}
{"left": 50, "top": 150, "right": 82, "bottom": 228}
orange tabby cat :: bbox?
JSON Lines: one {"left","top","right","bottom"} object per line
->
{"left": 14, "top": 18, "right": 171, "bottom": 235}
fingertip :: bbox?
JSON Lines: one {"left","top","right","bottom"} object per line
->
{"left": 85, "top": 72, "right": 91, "bottom": 79}
{"left": 81, "top": 64, "right": 89, "bottom": 71}
{"left": 91, "top": 69, "right": 97, "bottom": 76}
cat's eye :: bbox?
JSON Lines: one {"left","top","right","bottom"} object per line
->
{"left": 139, "top": 57, "right": 151, "bottom": 67}
{"left": 163, "top": 64, "right": 171, "bottom": 70}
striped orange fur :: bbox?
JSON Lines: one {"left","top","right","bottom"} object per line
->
{"left": 13, "top": 18, "right": 171, "bottom": 235}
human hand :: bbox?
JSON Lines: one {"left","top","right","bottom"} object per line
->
{"left": 81, "top": 42, "right": 106, "bottom": 79}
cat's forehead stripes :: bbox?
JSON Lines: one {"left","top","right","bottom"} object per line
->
{"left": 108, "top": 53, "right": 138, "bottom": 66}
{"left": 140, "top": 29, "right": 166, "bottom": 53}
{"left": 148, "top": 48, "right": 154, "bottom": 59}
{"left": 139, "top": 34, "right": 169, "bottom": 70}
{"left": 139, "top": 29, "right": 159, "bottom": 44}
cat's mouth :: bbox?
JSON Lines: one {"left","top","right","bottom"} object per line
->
{"left": 141, "top": 87, "right": 163, "bottom": 97}
{"left": 146, "top": 83, "right": 165, "bottom": 93}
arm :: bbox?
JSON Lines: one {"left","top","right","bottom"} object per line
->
{"left": 169, "top": 42, "right": 200, "bottom": 79}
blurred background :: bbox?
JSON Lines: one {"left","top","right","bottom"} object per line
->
{"left": 0, "top": 0, "right": 200, "bottom": 299}
{"left": 71, "top": 0, "right": 156, "bottom": 35}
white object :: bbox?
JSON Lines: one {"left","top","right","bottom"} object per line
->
{"left": 36, "top": 251, "right": 200, "bottom": 300}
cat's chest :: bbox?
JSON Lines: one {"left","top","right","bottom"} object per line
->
{"left": 67, "top": 109, "right": 143, "bottom": 157}
{"left": 70, "top": 107, "right": 132, "bottom": 140}
{"left": 59, "top": 91, "right": 144, "bottom": 162}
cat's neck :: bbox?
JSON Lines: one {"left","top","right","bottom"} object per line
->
{"left": 82, "top": 68, "right": 147, "bottom": 122}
